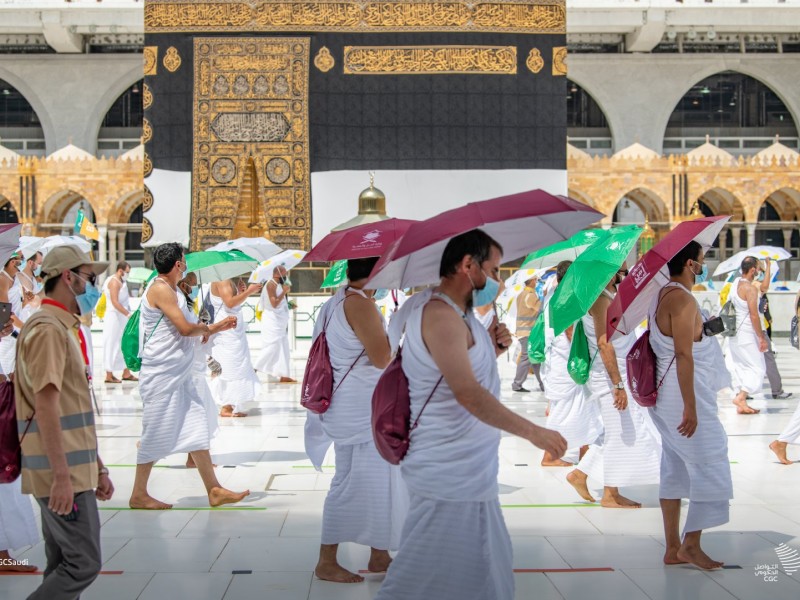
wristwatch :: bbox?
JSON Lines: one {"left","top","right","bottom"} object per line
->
{"left": 613, "top": 381, "right": 625, "bottom": 390}
{"left": 98, "top": 467, "right": 109, "bottom": 477}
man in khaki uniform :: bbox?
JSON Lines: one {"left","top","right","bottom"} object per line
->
{"left": 512, "top": 277, "right": 543, "bottom": 393}
{"left": 15, "top": 245, "right": 114, "bottom": 600}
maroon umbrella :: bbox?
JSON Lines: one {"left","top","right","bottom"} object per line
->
{"left": 304, "top": 218, "right": 416, "bottom": 262}
{"left": 366, "top": 189, "right": 602, "bottom": 289}
{"left": 607, "top": 215, "right": 730, "bottom": 340}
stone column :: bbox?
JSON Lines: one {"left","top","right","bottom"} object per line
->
{"left": 718, "top": 228, "right": 727, "bottom": 261}
{"left": 731, "top": 226, "right": 742, "bottom": 252}
{"left": 782, "top": 228, "right": 793, "bottom": 253}
{"left": 117, "top": 231, "right": 127, "bottom": 261}
{"left": 746, "top": 223, "right": 757, "bottom": 249}
{"left": 97, "top": 225, "right": 108, "bottom": 262}
{"left": 108, "top": 228, "right": 118, "bottom": 267}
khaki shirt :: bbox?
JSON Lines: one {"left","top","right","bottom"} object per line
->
{"left": 515, "top": 287, "right": 541, "bottom": 337}
{"left": 15, "top": 301, "right": 97, "bottom": 498}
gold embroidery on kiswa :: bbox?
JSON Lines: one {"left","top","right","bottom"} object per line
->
{"left": 526, "top": 48, "right": 544, "bottom": 74}
{"left": 343, "top": 46, "right": 517, "bottom": 75}
{"left": 143, "top": 152, "right": 153, "bottom": 177}
{"left": 144, "top": 46, "right": 158, "bottom": 75}
{"left": 164, "top": 46, "right": 183, "bottom": 72}
{"left": 192, "top": 37, "right": 311, "bottom": 250}
{"left": 552, "top": 46, "right": 567, "bottom": 76}
{"left": 141, "top": 217, "right": 153, "bottom": 244}
{"left": 314, "top": 46, "right": 335, "bottom": 73}
{"left": 143, "top": 186, "right": 154, "bottom": 212}
{"left": 145, "top": 1, "right": 565, "bottom": 34}
{"left": 143, "top": 83, "right": 153, "bottom": 109}
{"left": 142, "top": 118, "right": 153, "bottom": 144}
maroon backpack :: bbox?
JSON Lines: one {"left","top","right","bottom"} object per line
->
{"left": 626, "top": 289, "right": 677, "bottom": 408}
{"left": 301, "top": 301, "right": 363, "bottom": 414}
{"left": 0, "top": 381, "right": 33, "bottom": 484}
{"left": 372, "top": 346, "right": 442, "bottom": 465}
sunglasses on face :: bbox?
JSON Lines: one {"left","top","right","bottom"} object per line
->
{"left": 71, "top": 270, "right": 97, "bottom": 286}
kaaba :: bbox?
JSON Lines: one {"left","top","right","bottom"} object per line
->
{"left": 142, "top": 0, "right": 567, "bottom": 251}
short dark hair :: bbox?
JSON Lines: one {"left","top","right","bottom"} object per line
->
{"left": 439, "top": 229, "right": 503, "bottom": 278}
{"left": 556, "top": 260, "right": 572, "bottom": 283}
{"left": 346, "top": 257, "right": 379, "bottom": 282}
{"left": 117, "top": 261, "right": 130, "bottom": 272}
{"left": 740, "top": 256, "right": 758, "bottom": 275}
{"left": 27, "top": 251, "right": 42, "bottom": 263}
{"left": 44, "top": 273, "right": 60, "bottom": 294}
{"left": 153, "top": 243, "right": 184, "bottom": 274}
{"left": 4, "top": 256, "right": 17, "bottom": 268}
{"left": 667, "top": 241, "right": 702, "bottom": 276}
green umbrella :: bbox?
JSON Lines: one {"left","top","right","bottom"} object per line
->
{"left": 145, "top": 250, "right": 259, "bottom": 284}
{"left": 548, "top": 225, "right": 643, "bottom": 336}
{"left": 321, "top": 259, "right": 348, "bottom": 289}
{"left": 521, "top": 229, "right": 610, "bottom": 270}
{"left": 127, "top": 267, "right": 153, "bottom": 284}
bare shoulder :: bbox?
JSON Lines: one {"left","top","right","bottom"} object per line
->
{"left": 107, "top": 277, "right": 120, "bottom": 290}
{"left": 422, "top": 299, "right": 463, "bottom": 331}
{"left": 343, "top": 292, "right": 376, "bottom": 320}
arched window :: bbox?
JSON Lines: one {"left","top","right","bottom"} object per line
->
{"left": 97, "top": 80, "right": 143, "bottom": 157}
{"left": 125, "top": 204, "right": 143, "bottom": 263}
{"left": 0, "top": 79, "right": 45, "bottom": 155}
{"left": 567, "top": 80, "right": 612, "bottom": 155}
{"left": 0, "top": 201, "right": 18, "bottom": 224}
{"left": 664, "top": 72, "right": 798, "bottom": 154}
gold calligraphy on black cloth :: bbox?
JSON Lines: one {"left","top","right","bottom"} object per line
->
{"left": 343, "top": 46, "right": 517, "bottom": 75}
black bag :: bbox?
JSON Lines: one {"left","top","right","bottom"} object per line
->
{"left": 719, "top": 300, "right": 736, "bottom": 337}
{"left": 200, "top": 290, "right": 215, "bottom": 324}
{"left": 791, "top": 316, "right": 799, "bottom": 350}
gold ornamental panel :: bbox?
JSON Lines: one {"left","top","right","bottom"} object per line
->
{"left": 142, "top": 118, "right": 153, "bottom": 144}
{"left": 343, "top": 46, "right": 517, "bottom": 75}
{"left": 552, "top": 46, "right": 567, "bottom": 76}
{"left": 526, "top": 48, "right": 544, "bottom": 74}
{"left": 314, "top": 46, "right": 335, "bottom": 73}
{"left": 163, "top": 46, "right": 183, "bottom": 72}
{"left": 143, "top": 83, "right": 153, "bottom": 109}
{"left": 192, "top": 37, "right": 311, "bottom": 250}
{"left": 142, "top": 217, "right": 153, "bottom": 244}
{"left": 144, "top": 46, "right": 158, "bottom": 75}
{"left": 145, "top": 1, "right": 565, "bottom": 34}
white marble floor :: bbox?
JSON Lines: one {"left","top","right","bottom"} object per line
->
{"left": 2, "top": 336, "right": 800, "bottom": 600}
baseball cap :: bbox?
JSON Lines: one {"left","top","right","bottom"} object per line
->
{"left": 40, "top": 246, "right": 109, "bottom": 283}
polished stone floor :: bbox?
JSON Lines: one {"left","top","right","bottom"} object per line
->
{"left": 2, "top": 335, "right": 799, "bottom": 600}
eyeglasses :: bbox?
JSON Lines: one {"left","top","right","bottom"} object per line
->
{"left": 618, "top": 269, "right": 629, "bottom": 277}
{"left": 71, "top": 270, "right": 97, "bottom": 286}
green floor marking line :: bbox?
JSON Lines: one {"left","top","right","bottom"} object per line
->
{"left": 105, "top": 464, "right": 172, "bottom": 468}
{"left": 292, "top": 465, "right": 335, "bottom": 469}
{"left": 501, "top": 504, "right": 599, "bottom": 508}
{"left": 98, "top": 506, "right": 267, "bottom": 511}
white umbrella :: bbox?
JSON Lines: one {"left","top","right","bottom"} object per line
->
{"left": 17, "top": 236, "right": 45, "bottom": 260}
{"left": 496, "top": 267, "right": 548, "bottom": 308}
{"left": 0, "top": 224, "right": 22, "bottom": 264}
{"left": 248, "top": 249, "right": 306, "bottom": 284}
{"left": 713, "top": 246, "right": 791, "bottom": 277}
{"left": 40, "top": 235, "right": 92, "bottom": 256}
{"left": 207, "top": 237, "right": 282, "bottom": 262}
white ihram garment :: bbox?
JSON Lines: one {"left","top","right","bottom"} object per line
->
{"left": 649, "top": 282, "right": 732, "bottom": 534}
{"left": 103, "top": 275, "right": 131, "bottom": 372}
{"left": 575, "top": 303, "right": 661, "bottom": 488}
{"left": 0, "top": 478, "right": 38, "bottom": 552}
{"left": 208, "top": 286, "right": 260, "bottom": 414}
{"left": 0, "top": 272, "right": 21, "bottom": 373}
{"left": 541, "top": 297, "right": 602, "bottom": 463}
{"left": 307, "top": 288, "right": 407, "bottom": 549}
{"left": 727, "top": 278, "right": 766, "bottom": 396}
{"left": 377, "top": 290, "right": 514, "bottom": 600}
{"left": 137, "top": 282, "right": 217, "bottom": 464}
{"left": 254, "top": 280, "right": 291, "bottom": 378}
{"left": 778, "top": 404, "right": 800, "bottom": 445}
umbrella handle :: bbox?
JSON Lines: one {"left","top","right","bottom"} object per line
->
{"left": 492, "top": 301, "right": 509, "bottom": 349}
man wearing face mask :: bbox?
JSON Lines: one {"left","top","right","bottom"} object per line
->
{"left": 376, "top": 230, "right": 566, "bottom": 600}
{"left": 15, "top": 245, "right": 114, "bottom": 600}
{"left": 512, "top": 276, "right": 544, "bottom": 393}
{"left": 727, "top": 256, "right": 767, "bottom": 414}
{"left": 102, "top": 261, "right": 135, "bottom": 384}
{"left": 567, "top": 265, "right": 661, "bottom": 509}
{"left": 18, "top": 250, "right": 44, "bottom": 321}
{"left": 0, "top": 254, "right": 25, "bottom": 374}
{"left": 254, "top": 265, "right": 295, "bottom": 383}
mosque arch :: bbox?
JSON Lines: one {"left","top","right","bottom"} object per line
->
{"left": 41, "top": 189, "right": 96, "bottom": 232}
{"left": 0, "top": 76, "right": 48, "bottom": 155}
{"left": 0, "top": 196, "right": 19, "bottom": 223}
{"left": 566, "top": 78, "right": 614, "bottom": 154}
{"left": 567, "top": 188, "right": 596, "bottom": 208}
{"left": 93, "top": 72, "right": 144, "bottom": 157}
{"left": 613, "top": 187, "right": 670, "bottom": 225}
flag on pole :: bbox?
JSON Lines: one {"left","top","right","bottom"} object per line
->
{"left": 74, "top": 208, "right": 99, "bottom": 241}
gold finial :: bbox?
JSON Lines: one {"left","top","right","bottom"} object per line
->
{"left": 705, "top": 134, "right": 710, "bottom": 144}
{"left": 369, "top": 171, "right": 375, "bottom": 189}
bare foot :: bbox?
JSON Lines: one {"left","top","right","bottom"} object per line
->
{"left": 278, "top": 377, "right": 297, "bottom": 384}
{"left": 219, "top": 405, "right": 234, "bottom": 417}
{"left": 185, "top": 455, "right": 217, "bottom": 468}
{"left": 663, "top": 549, "right": 689, "bottom": 566}
{"left": 566, "top": 470, "right": 596, "bottom": 502}
{"left": 208, "top": 486, "right": 249, "bottom": 507}
{"left": 769, "top": 440, "right": 793, "bottom": 465}
{"left": 0, "top": 551, "right": 37, "bottom": 572}
{"left": 676, "top": 545, "right": 724, "bottom": 570}
{"left": 315, "top": 562, "right": 364, "bottom": 583}
{"left": 601, "top": 490, "right": 641, "bottom": 509}
{"left": 129, "top": 494, "right": 173, "bottom": 510}
{"left": 367, "top": 550, "right": 392, "bottom": 573}
{"left": 733, "top": 399, "right": 759, "bottom": 414}
{"left": 541, "top": 458, "right": 574, "bottom": 467}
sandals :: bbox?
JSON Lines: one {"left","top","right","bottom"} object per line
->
{"left": 122, "top": 375, "right": 139, "bottom": 382}
{"left": 104, "top": 377, "right": 121, "bottom": 384}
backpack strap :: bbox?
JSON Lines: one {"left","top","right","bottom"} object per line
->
{"left": 410, "top": 374, "right": 443, "bottom": 432}
{"left": 651, "top": 286, "right": 682, "bottom": 386}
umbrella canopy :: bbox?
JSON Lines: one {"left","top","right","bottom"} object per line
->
{"left": 304, "top": 218, "right": 416, "bottom": 262}
{"left": 249, "top": 249, "right": 306, "bottom": 284}
{"left": 17, "top": 236, "right": 45, "bottom": 261}
{"left": 712, "top": 245, "right": 792, "bottom": 277}
{"left": 496, "top": 267, "right": 548, "bottom": 308}
{"left": 40, "top": 235, "right": 92, "bottom": 255}
{"left": 607, "top": 215, "right": 730, "bottom": 341}
{"left": 548, "top": 225, "right": 643, "bottom": 336}
{"left": 0, "top": 224, "right": 22, "bottom": 265}
{"left": 366, "top": 189, "right": 603, "bottom": 289}
{"left": 126, "top": 267, "right": 153, "bottom": 284}
{"left": 521, "top": 228, "right": 610, "bottom": 270}
{"left": 144, "top": 250, "right": 260, "bottom": 285}
{"left": 207, "top": 237, "right": 282, "bottom": 262}
{"left": 321, "top": 259, "right": 348, "bottom": 289}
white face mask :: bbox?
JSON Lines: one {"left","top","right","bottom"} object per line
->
{"left": 121, "top": 272, "right": 129, "bottom": 282}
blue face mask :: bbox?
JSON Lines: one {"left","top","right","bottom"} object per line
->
{"left": 373, "top": 289, "right": 389, "bottom": 301}
{"left": 694, "top": 263, "right": 708, "bottom": 283}
{"left": 755, "top": 271, "right": 765, "bottom": 282}
{"left": 188, "top": 286, "right": 199, "bottom": 301}
{"left": 72, "top": 276, "right": 101, "bottom": 315}
{"left": 471, "top": 270, "right": 500, "bottom": 307}
{"left": 33, "top": 265, "right": 42, "bottom": 277}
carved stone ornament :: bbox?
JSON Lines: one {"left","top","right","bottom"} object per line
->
{"left": 314, "top": 46, "right": 335, "bottom": 72}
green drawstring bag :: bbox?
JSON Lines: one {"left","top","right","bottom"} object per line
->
{"left": 121, "top": 308, "right": 162, "bottom": 372}
{"left": 527, "top": 313, "right": 546, "bottom": 364}
{"left": 567, "top": 319, "right": 593, "bottom": 385}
